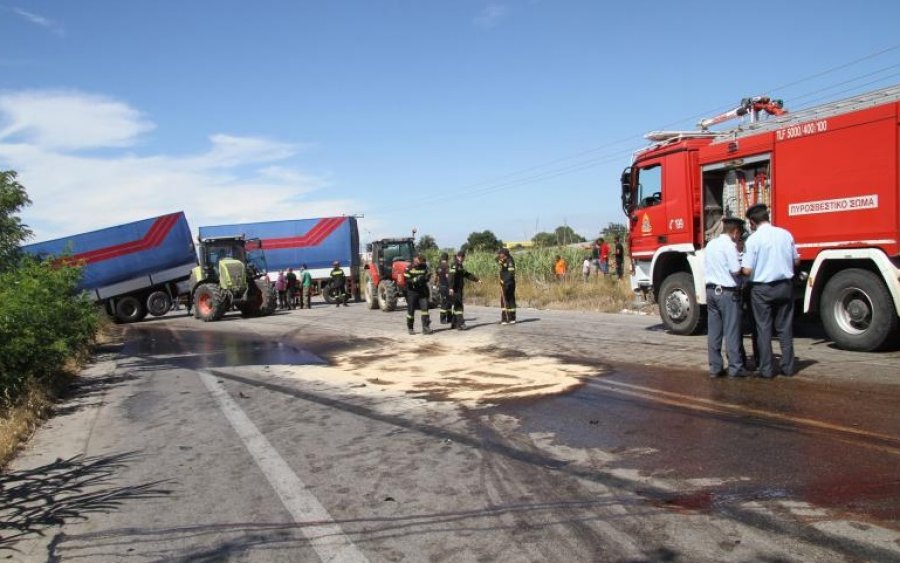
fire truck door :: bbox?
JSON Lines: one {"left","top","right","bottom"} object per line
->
{"left": 629, "top": 162, "right": 668, "bottom": 257}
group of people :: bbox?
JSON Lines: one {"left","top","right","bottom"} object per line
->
{"left": 275, "top": 266, "right": 312, "bottom": 310}
{"left": 553, "top": 236, "right": 626, "bottom": 281}
{"left": 706, "top": 203, "right": 800, "bottom": 379}
{"left": 274, "top": 262, "right": 351, "bottom": 310}
{"left": 404, "top": 248, "right": 517, "bottom": 335}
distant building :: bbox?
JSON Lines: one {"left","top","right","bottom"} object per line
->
{"left": 506, "top": 241, "right": 535, "bottom": 249}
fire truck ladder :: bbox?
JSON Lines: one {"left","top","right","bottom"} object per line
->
{"left": 698, "top": 96, "right": 786, "bottom": 130}
{"left": 708, "top": 83, "right": 900, "bottom": 143}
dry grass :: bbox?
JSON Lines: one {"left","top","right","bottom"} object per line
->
{"left": 465, "top": 275, "right": 641, "bottom": 313}
{"left": 0, "top": 372, "right": 73, "bottom": 468}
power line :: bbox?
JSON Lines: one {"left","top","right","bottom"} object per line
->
{"left": 377, "top": 43, "right": 900, "bottom": 211}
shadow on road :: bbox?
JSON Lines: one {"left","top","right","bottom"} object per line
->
{"left": 40, "top": 498, "right": 671, "bottom": 561}
{"left": 0, "top": 452, "right": 170, "bottom": 553}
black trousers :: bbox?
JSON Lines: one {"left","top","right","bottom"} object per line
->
{"left": 450, "top": 290, "right": 465, "bottom": 326}
{"left": 751, "top": 281, "right": 795, "bottom": 377}
{"left": 439, "top": 286, "right": 451, "bottom": 323}
{"left": 331, "top": 280, "right": 347, "bottom": 305}
{"left": 406, "top": 290, "right": 430, "bottom": 329}
{"left": 501, "top": 282, "right": 516, "bottom": 322}
{"left": 615, "top": 259, "right": 624, "bottom": 280}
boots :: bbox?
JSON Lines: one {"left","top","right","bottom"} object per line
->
{"left": 422, "top": 318, "right": 433, "bottom": 335}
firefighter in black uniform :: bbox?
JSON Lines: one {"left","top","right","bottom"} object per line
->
{"left": 329, "top": 261, "right": 349, "bottom": 307}
{"left": 497, "top": 248, "right": 517, "bottom": 324}
{"left": 404, "top": 255, "right": 432, "bottom": 335}
{"left": 436, "top": 252, "right": 451, "bottom": 324}
{"left": 448, "top": 251, "right": 479, "bottom": 330}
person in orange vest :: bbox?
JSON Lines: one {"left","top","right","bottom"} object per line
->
{"left": 554, "top": 255, "right": 567, "bottom": 280}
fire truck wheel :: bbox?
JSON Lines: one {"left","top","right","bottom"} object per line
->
{"left": 821, "top": 268, "right": 897, "bottom": 352}
{"left": 378, "top": 280, "right": 398, "bottom": 312}
{"left": 364, "top": 273, "right": 379, "bottom": 309}
{"left": 658, "top": 272, "right": 704, "bottom": 335}
{"left": 146, "top": 290, "right": 172, "bottom": 317}
{"left": 115, "top": 295, "right": 146, "bottom": 324}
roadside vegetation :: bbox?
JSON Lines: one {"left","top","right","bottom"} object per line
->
{"left": 0, "top": 170, "right": 100, "bottom": 466}
{"left": 423, "top": 226, "right": 642, "bottom": 314}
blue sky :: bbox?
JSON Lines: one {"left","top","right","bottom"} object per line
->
{"left": 2, "top": 1, "right": 900, "bottom": 247}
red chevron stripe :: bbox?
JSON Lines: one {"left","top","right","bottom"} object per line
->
{"left": 67, "top": 214, "right": 182, "bottom": 265}
{"left": 261, "top": 217, "right": 346, "bottom": 250}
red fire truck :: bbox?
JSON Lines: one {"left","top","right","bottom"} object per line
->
{"left": 621, "top": 85, "right": 900, "bottom": 351}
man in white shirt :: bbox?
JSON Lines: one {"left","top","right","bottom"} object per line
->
{"left": 741, "top": 203, "right": 801, "bottom": 378}
{"left": 704, "top": 217, "right": 748, "bottom": 378}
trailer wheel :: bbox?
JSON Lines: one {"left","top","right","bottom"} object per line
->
{"left": 259, "top": 280, "right": 277, "bottom": 316}
{"left": 146, "top": 290, "right": 172, "bottom": 317}
{"left": 658, "top": 272, "right": 704, "bottom": 335}
{"left": 364, "top": 273, "right": 379, "bottom": 310}
{"left": 239, "top": 280, "right": 264, "bottom": 317}
{"left": 115, "top": 296, "right": 145, "bottom": 324}
{"left": 194, "top": 283, "right": 227, "bottom": 322}
{"left": 322, "top": 282, "right": 336, "bottom": 304}
{"left": 378, "top": 280, "right": 398, "bottom": 312}
{"left": 821, "top": 268, "right": 897, "bottom": 351}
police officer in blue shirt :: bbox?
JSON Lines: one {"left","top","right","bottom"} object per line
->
{"left": 705, "top": 217, "right": 749, "bottom": 378}
{"left": 741, "top": 203, "right": 800, "bottom": 378}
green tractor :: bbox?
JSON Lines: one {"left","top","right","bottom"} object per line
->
{"left": 189, "top": 236, "right": 277, "bottom": 322}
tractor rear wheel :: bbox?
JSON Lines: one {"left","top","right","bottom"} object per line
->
{"left": 146, "top": 290, "right": 171, "bottom": 317}
{"left": 194, "top": 283, "right": 227, "bottom": 322}
{"left": 378, "top": 280, "right": 398, "bottom": 312}
{"left": 364, "top": 273, "right": 379, "bottom": 310}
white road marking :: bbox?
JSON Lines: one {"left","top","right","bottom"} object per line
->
{"left": 199, "top": 370, "right": 369, "bottom": 563}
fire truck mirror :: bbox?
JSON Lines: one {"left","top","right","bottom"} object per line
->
{"left": 620, "top": 168, "right": 633, "bottom": 213}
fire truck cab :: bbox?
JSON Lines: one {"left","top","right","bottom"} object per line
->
{"left": 623, "top": 85, "right": 900, "bottom": 352}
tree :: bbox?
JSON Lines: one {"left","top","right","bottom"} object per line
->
{"left": 0, "top": 171, "right": 33, "bottom": 271}
{"left": 416, "top": 234, "right": 438, "bottom": 253}
{"left": 462, "top": 230, "right": 503, "bottom": 253}
{"left": 554, "top": 225, "right": 586, "bottom": 245}
{"left": 531, "top": 232, "right": 558, "bottom": 247}
{"left": 531, "top": 226, "right": 586, "bottom": 247}
{"left": 602, "top": 222, "right": 627, "bottom": 242}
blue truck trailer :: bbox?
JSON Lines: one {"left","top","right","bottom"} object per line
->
{"left": 22, "top": 212, "right": 197, "bottom": 323}
{"left": 198, "top": 216, "right": 361, "bottom": 302}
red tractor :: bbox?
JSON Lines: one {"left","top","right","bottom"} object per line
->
{"left": 363, "top": 238, "right": 415, "bottom": 311}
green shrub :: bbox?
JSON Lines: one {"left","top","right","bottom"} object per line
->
{"left": 0, "top": 257, "right": 99, "bottom": 404}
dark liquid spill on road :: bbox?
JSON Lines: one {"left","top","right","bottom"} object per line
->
{"left": 124, "top": 326, "right": 328, "bottom": 370}
{"left": 123, "top": 325, "right": 900, "bottom": 527}
{"left": 487, "top": 360, "right": 900, "bottom": 528}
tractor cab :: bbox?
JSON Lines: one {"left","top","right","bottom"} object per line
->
{"left": 370, "top": 238, "right": 415, "bottom": 281}
{"left": 198, "top": 236, "right": 267, "bottom": 280}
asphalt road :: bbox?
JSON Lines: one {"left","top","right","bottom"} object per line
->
{"left": 2, "top": 302, "right": 899, "bottom": 562}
